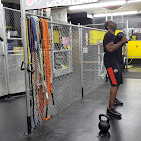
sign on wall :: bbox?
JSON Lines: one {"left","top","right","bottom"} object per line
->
{"left": 25, "top": 0, "right": 99, "bottom": 10}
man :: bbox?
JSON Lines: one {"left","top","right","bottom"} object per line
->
{"left": 103, "top": 21, "right": 128, "bottom": 117}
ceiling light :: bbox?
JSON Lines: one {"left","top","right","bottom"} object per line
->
{"left": 113, "top": 11, "right": 138, "bottom": 16}
{"left": 94, "top": 11, "right": 138, "bottom": 17}
{"left": 127, "top": 0, "right": 141, "bottom": 3}
{"left": 94, "top": 13, "right": 111, "bottom": 18}
{"left": 87, "top": 14, "right": 93, "bottom": 19}
{"left": 69, "top": 1, "right": 126, "bottom": 10}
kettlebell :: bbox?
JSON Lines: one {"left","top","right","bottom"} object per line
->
{"left": 98, "top": 114, "right": 110, "bottom": 132}
{"left": 117, "top": 32, "right": 128, "bottom": 43}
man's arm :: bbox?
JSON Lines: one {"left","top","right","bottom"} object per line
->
{"left": 105, "top": 36, "right": 127, "bottom": 53}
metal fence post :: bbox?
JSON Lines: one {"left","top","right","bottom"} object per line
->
{"left": 97, "top": 40, "right": 101, "bottom": 76}
{"left": 126, "top": 20, "right": 128, "bottom": 71}
{"left": 79, "top": 24, "right": 83, "bottom": 98}
{"left": 0, "top": 3, "right": 9, "bottom": 95}
{"left": 50, "top": 16, "right": 54, "bottom": 81}
{"left": 69, "top": 21, "right": 72, "bottom": 71}
{"left": 20, "top": 0, "right": 31, "bottom": 134}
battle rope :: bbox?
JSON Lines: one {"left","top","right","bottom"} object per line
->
{"left": 29, "top": 17, "right": 40, "bottom": 126}
{"left": 31, "top": 16, "right": 55, "bottom": 121}
{"left": 40, "top": 18, "right": 54, "bottom": 112}
{"left": 30, "top": 16, "right": 42, "bottom": 124}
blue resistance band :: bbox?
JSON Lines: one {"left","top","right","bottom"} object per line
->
{"left": 30, "top": 17, "right": 38, "bottom": 51}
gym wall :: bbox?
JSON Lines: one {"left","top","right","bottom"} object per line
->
{"left": 68, "top": 12, "right": 141, "bottom": 29}
{"left": 94, "top": 14, "right": 141, "bottom": 29}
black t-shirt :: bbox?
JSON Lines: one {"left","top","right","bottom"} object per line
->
{"left": 103, "top": 32, "right": 122, "bottom": 65}
{"left": 116, "top": 45, "right": 123, "bottom": 64}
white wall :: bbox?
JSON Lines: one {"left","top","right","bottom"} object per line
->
{"left": 51, "top": 8, "right": 68, "bottom": 23}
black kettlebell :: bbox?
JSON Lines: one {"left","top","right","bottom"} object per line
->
{"left": 117, "top": 32, "right": 128, "bottom": 43}
{"left": 117, "top": 32, "right": 125, "bottom": 41}
{"left": 98, "top": 114, "right": 110, "bottom": 132}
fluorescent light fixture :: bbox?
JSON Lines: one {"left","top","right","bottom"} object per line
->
{"left": 69, "top": 1, "right": 126, "bottom": 10}
{"left": 94, "top": 13, "right": 110, "bottom": 18}
{"left": 94, "top": 11, "right": 138, "bottom": 17}
{"left": 87, "top": 13, "right": 93, "bottom": 19}
{"left": 113, "top": 11, "right": 138, "bottom": 16}
{"left": 127, "top": 0, "right": 141, "bottom": 3}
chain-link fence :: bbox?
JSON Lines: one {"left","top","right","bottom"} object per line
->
{"left": 82, "top": 28, "right": 106, "bottom": 95}
{"left": 4, "top": 7, "right": 23, "bottom": 53}
{"left": 3, "top": 7, "right": 25, "bottom": 95}
{"left": 3, "top": 7, "right": 107, "bottom": 132}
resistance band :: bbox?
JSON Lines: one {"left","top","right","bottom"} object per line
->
{"left": 41, "top": 18, "right": 54, "bottom": 116}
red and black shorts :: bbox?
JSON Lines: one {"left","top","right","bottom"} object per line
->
{"left": 105, "top": 63, "right": 123, "bottom": 87}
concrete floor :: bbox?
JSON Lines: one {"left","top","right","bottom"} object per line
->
{"left": 1, "top": 65, "right": 141, "bottom": 141}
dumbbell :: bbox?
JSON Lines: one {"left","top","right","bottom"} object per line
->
{"left": 117, "top": 32, "right": 128, "bottom": 43}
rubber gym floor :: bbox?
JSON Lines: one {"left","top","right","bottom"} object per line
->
{"left": 1, "top": 61, "right": 141, "bottom": 141}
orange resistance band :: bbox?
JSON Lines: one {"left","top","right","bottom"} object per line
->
{"left": 38, "top": 18, "right": 53, "bottom": 121}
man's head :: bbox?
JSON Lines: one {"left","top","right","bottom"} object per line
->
{"left": 104, "top": 21, "right": 117, "bottom": 32}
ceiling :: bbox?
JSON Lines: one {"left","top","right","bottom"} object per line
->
{"left": 1, "top": 0, "right": 141, "bottom": 15}
{"left": 67, "top": 0, "right": 141, "bottom": 15}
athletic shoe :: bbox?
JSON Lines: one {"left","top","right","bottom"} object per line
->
{"left": 114, "top": 98, "right": 123, "bottom": 106}
{"left": 106, "top": 107, "right": 122, "bottom": 117}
